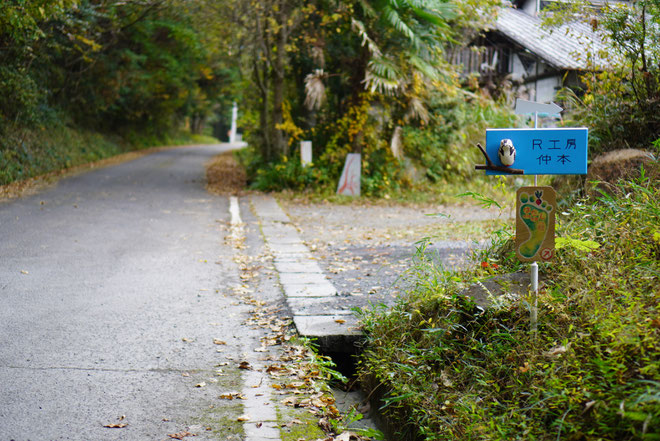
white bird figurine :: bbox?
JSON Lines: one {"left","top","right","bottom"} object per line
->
{"left": 498, "top": 139, "right": 516, "bottom": 167}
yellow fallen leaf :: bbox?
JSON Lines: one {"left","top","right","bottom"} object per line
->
{"left": 213, "top": 339, "right": 226, "bottom": 345}
{"left": 280, "top": 397, "right": 297, "bottom": 406}
{"left": 219, "top": 392, "right": 245, "bottom": 400}
{"left": 335, "top": 319, "right": 346, "bottom": 324}
{"left": 168, "top": 431, "right": 194, "bottom": 439}
{"left": 236, "top": 415, "right": 250, "bottom": 422}
{"left": 20, "top": 270, "right": 29, "bottom": 275}
{"left": 281, "top": 418, "right": 303, "bottom": 428}
{"left": 103, "top": 423, "right": 127, "bottom": 428}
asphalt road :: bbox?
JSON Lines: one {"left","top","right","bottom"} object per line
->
{"left": 0, "top": 145, "right": 249, "bottom": 440}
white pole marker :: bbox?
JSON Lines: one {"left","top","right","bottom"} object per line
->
{"left": 229, "top": 102, "right": 238, "bottom": 144}
{"left": 300, "top": 141, "right": 312, "bottom": 167}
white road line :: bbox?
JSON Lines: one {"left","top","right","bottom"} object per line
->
{"left": 229, "top": 196, "right": 242, "bottom": 225}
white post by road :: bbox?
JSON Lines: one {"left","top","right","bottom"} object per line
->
{"left": 300, "top": 141, "right": 312, "bottom": 167}
{"left": 229, "top": 102, "right": 238, "bottom": 144}
{"left": 531, "top": 262, "right": 538, "bottom": 335}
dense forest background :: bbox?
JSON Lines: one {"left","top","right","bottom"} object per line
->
{"left": 1, "top": 0, "right": 658, "bottom": 192}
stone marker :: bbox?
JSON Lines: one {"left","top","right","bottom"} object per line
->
{"left": 337, "top": 153, "right": 361, "bottom": 196}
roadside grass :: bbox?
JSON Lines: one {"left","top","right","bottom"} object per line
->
{"left": 272, "top": 174, "right": 522, "bottom": 207}
{"left": 0, "top": 122, "right": 219, "bottom": 186}
{"left": 358, "top": 177, "right": 660, "bottom": 440}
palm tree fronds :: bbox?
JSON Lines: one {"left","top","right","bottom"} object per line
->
{"left": 390, "top": 125, "right": 404, "bottom": 159}
{"left": 351, "top": 18, "right": 383, "bottom": 57}
{"left": 405, "top": 95, "right": 430, "bottom": 123}
{"left": 364, "top": 57, "right": 402, "bottom": 94}
{"left": 408, "top": 54, "right": 440, "bottom": 81}
{"left": 304, "top": 69, "right": 326, "bottom": 110}
{"left": 411, "top": 3, "right": 457, "bottom": 25}
{"left": 381, "top": 4, "right": 421, "bottom": 48}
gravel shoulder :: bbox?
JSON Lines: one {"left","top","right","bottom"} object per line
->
{"left": 279, "top": 199, "right": 512, "bottom": 312}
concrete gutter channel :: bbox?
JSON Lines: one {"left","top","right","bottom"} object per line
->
{"left": 250, "top": 195, "right": 362, "bottom": 354}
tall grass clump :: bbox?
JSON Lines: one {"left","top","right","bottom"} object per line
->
{"left": 359, "top": 177, "right": 659, "bottom": 440}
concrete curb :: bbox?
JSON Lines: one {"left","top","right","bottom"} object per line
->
{"left": 250, "top": 195, "right": 362, "bottom": 352}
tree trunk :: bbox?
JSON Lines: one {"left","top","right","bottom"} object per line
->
{"left": 271, "top": 1, "right": 288, "bottom": 157}
{"left": 252, "top": 4, "right": 273, "bottom": 161}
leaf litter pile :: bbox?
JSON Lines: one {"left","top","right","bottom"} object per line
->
{"left": 205, "top": 152, "right": 248, "bottom": 196}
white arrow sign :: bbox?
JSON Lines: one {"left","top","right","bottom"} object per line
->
{"left": 515, "top": 99, "right": 563, "bottom": 117}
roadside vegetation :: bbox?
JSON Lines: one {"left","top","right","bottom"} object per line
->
{"left": 347, "top": 3, "right": 659, "bottom": 437}
{"left": 231, "top": 0, "right": 514, "bottom": 198}
{"left": 358, "top": 177, "right": 659, "bottom": 440}
{"left": 545, "top": 0, "right": 660, "bottom": 155}
{"left": 1, "top": 0, "right": 232, "bottom": 186}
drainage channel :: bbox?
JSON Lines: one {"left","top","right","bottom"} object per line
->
{"left": 250, "top": 194, "right": 391, "bottom": 440}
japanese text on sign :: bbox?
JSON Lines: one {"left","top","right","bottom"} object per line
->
{"left": 486, "top": 128, "right": 588, "bottom": 175}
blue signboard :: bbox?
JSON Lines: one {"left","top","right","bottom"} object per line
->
{"left": 485, "top": 128, "right": 588, "bottom": 175}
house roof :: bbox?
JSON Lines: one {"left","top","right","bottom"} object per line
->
{"left": 494, "top": 7, "right": 609, "bottom": 70}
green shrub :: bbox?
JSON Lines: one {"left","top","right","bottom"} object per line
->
{"left": 240, "top": 89, "right": 517, "bottom": 197}
{"left": 403, "top": 91, "right": 517, "bottom": 184}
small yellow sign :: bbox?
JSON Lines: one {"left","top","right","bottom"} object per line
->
{"left": 516, "top": 186, "right": 556, "bottom": 262}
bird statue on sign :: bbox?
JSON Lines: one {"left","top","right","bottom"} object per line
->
{"left": 498, "top": 139, "right": 516, "bottom": 167}
{"left": 475, "top": 141, "right": 523, "bottom": 175}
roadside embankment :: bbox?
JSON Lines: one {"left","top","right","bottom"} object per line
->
{"left": 357, "top": 178, "right": 659, "bottom": 440}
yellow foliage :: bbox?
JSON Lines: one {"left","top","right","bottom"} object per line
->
{"left": 275, "top": 101, "right": 305, "bottom": 147}
{"left": 199, "top": 67, "right": 214, "bottom": 80}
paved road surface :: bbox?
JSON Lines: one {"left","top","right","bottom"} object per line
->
{"left": 0, "top": 145, "right": 250, "bottom": 440}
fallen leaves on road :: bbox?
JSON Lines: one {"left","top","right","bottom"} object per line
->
{"left": 211, "top": 196, "right": 371, "bottom": 441}
{"left": 168, "top": 431, "right": 196, "bottom": 439}
{"left": 219, "top": 392, "right": 246, "bottom": 400}
{"left": 213, "top": 339, "right": 226, "bottom": 345}
{"left": 103, "top": 423, "right": 127, "bottom": 428}
{"left": 281, "top": 418, "right": 303, "bottom": 427}
{"left": 103, "top": 415, "right": 127, "bottom": 428}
